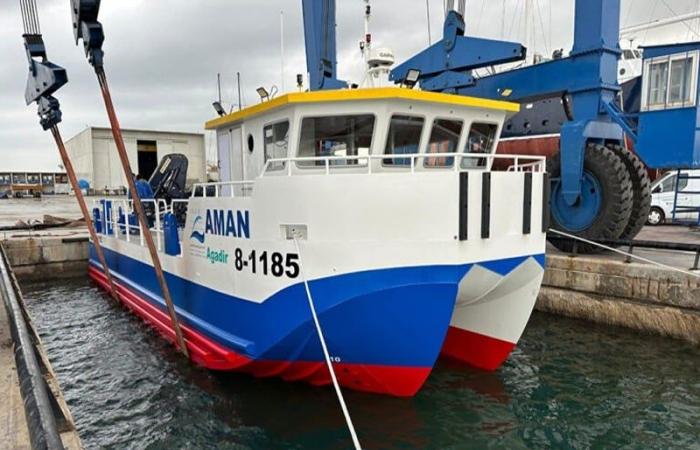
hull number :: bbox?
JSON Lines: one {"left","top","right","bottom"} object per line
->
{"left": 233, "top": 249, "right": 300, "bottom": 279}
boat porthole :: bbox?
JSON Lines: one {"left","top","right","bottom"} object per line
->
{"left": 247, "top": 134, "right": 254, "bottom": 152}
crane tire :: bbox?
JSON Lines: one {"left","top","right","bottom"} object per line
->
{"left": 606, "top": 143, "right": 652, "bottom": 241}
{"left": 547, "top": 144, "right": 634, "bottom": 253}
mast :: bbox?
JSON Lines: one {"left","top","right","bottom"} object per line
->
{"left": 524, "top": 0, "right": 533, "bottom": 64}
{"left": 280, "top": 10, "right": 285, "bottom": 92}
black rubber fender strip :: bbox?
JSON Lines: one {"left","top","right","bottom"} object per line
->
{"left": 523, "top": 172, "right": 533, "bottom": 235}
{"left": 481, "top": 172, "right": 491, "bottom": 239}
{"left": 0, "top": 245, "right": 65, "bottom": 450}
{"left": 459, "top": 172, "right": 469, "bottom": 241}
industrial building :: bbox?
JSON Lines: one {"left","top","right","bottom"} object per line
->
{"left": 65, "top": 127, "right": 206, "bottom": 192}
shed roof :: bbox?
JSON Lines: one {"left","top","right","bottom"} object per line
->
{"left": 642, "top": 41, "right": 700, "bottom": 59}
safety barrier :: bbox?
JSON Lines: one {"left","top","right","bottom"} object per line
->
{"left": 92, "top": 198, "right": 171, "bottom": 252}
{"left": 261, "top": 152, "right": 546, "bottom": 176}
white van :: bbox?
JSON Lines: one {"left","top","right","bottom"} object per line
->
{"left": 648, "top": 170, "right": 700, "bottom": 225}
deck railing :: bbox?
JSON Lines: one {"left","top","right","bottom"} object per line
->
{"left": 261, "top": 152, "right": 546, "bottom": 177}
{"left": 94, "top": 198, "right": 170, "bottom": 251}
{"left": 187, "top": 153, "right": 546, "bottom": 199}
{"left": 190, "top": 180, "right": 256, "bottom": 199}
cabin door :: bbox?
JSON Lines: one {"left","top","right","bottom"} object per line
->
{"left": 230, "top": 126, "right": 245, "bottom": 181}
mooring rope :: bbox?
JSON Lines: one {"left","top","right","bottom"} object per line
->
{"left": 548, "top": 229, "right": 700, "bottom": 279}
{"left": 292, "top": 238, "right": 362, "bottom": 450}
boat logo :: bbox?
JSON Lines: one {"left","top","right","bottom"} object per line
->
{"left": 190, "top": 215, "right": 206, "bottom": 244}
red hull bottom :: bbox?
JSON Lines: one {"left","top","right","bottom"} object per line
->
{"left": 440, "top": 326, "right": 516, "bottom": 371}
{"left": 89, "top": 266, "right": 430, "bottom": 397}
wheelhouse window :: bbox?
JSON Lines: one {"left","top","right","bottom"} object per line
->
{"left": 384, "top": 115, "right": 424, "bottom": 166}
{"left": 424, "top": 119, "right": 463, "bottom": 168}
{"left": 264, "top": 121, "right": 290, "bottom": 171}
{"left": 462, "top": 123, "right": 498, "bottom": 169}
{"left": 298, "top": 115, "right": 374, "bottom": 167}
{"left": 643, "top": 51, "right": 699, "bottom": 110}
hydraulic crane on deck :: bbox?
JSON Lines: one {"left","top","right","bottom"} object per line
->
{"left": 302, "top": 0, "right": 700, "bottom": 252}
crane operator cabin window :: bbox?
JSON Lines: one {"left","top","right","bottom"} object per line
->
{"left": 643, "top": 51, "right": 698, "bottom": 110}
{"left": 297, "top": 115, "right": 375, "bottom": 167}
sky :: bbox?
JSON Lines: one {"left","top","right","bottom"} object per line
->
{"left": 1, "top": 0, "right": 700, "bottom": 172}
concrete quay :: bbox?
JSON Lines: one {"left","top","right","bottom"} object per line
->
{"left": 538, "top": 253, "right": 700, "bottom": 344}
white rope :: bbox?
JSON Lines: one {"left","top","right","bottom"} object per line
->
{"left": 292, "top": 238, "right": 362, "bottom": 450}
{"left": 548, "top": 229, "right": 700, "bottom": 279}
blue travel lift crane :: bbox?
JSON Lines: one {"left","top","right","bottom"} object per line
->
{"left": 304, "top": 0, "right": 700, "bottom": 252}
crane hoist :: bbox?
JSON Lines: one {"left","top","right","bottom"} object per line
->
{"left": 302, "top": 0, "right": 700, "bottom": 252}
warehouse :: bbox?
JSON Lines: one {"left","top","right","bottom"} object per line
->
{"left": 65, "top": 127, "right": 206, "bottom": 192}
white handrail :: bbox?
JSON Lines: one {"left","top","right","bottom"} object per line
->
{"left": 261, "top": 152, "right": 546, "bottom": 176}
{"left": 94, "top": 198, "right": 171, "bottom": 251}
{"left": 190, "top": 153, "right": 546, "bottom": 199}
{"left": 191, "top": 180, "right": 255, "bottom": 199}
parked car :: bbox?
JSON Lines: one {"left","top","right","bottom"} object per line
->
{"left": 647, "top": 170, "right": 700, "bottom": 225}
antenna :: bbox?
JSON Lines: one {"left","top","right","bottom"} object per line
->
{"left": 217, "top": 73, "right": 222, "bottom": 104}
{"left": 280, "top": 10, "right": 285, "bottom": 92}
{"left": 237, "top": 71, "right": 242, "bottom": 111}
{"left": 426, "top": 0, "right": 432, "bottom": 46}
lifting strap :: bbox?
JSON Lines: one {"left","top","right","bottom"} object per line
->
{"left": 72, "top": 1, "right": 188, "bottom": 357}
{"left": 95, "top": 70, "right": 189, "bottom": 358}
{"left": 19, "top": 0, "right": 120, "bottom": 305}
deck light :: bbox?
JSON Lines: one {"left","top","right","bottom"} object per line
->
{"left": 404, "top": 69, "right": 421, "bottom": 88}
{"left": 212, "top": 101, "right": 226, "bottom": 117}
{"left": 257, "top": 87, "right": 270, "bottom": 102}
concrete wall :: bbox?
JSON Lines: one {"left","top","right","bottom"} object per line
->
{"left": 65, "top": 127, "right": 206, "bottom": 190}
{"left": 1, "top": 237, "right": 88, "bottom": 281}
{"left": 537, "top": 254, "right": 700, "bottom": 344}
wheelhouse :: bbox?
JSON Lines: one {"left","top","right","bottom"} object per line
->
{"left": 205, "top": 88, "right": 520, "bottom": 181}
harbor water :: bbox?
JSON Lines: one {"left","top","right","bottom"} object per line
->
{"left": 23, "top": 278, "right": 700, "bottom": 450}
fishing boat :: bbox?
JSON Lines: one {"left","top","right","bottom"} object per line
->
{"left": 88, "top": 87, "right": 547, "bottom": 396}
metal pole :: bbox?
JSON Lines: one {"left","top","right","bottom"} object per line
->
{"left": 94, "top": 69, "right": 189, "bottom": 358}
{"left": 426, "top": 0, "right": 432, "bottom": 46}
{"left": 280, "top": 10, "right": 286, "bottom": 92}
{"left": 237, "top": 72, "right": 242, "bottom": 111}
{"left": 50, "top": 126, "right": 120, "bottom": 303}
{"left": 217, "top": 72, "right": 222, "bottom": 104}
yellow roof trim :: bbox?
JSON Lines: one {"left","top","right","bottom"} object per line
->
{"left": 204, "top": 87, "right": 519, "bottom": 130}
